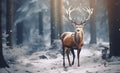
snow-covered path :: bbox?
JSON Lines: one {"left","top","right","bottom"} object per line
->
{"left": 0, "top": 47, "right": 120, "bottom": 73}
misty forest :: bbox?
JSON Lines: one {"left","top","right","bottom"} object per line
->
{"left": 0, "top": 0, "right": 120, "bottom": 73}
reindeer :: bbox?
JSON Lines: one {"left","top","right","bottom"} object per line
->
{"left": 60, "top": 7, "right": 93, "bottom": 67}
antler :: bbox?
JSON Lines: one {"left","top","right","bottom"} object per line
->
{"left": 66, "top": 6, "right": 77, "bottom": 24}
{"left": 82, "top": 7, "right": 93, "bottom": 22}
{"left": 66, "top": 6, "right": 93, "bottom": 26}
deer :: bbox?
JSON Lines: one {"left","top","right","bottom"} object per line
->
{"left": 60, "top": 7, "right": 93, "bottom": 67}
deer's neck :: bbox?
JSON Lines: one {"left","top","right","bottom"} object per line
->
{"left": 74, "top": 32, "right": 82, "bottom": 45}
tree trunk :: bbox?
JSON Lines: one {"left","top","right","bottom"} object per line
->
{"left": 89, "top": 0, "right": 97, "bottom": 44}
{"left": 6, "top": 0, "right": 14, "bottom": 49}
{"left": 39, "top": 11, "right": 43, "bottom": 35}
{"left": 0, "top": 0, "right": 9, "bottom": 68}
{"left": 107, "top": 0, "right": 120, "bottom": 56}
{"left": 50, "top": 0, "right": 57, "bottom": 44}
{"left": 57, "top": 0, "right": 63, "bottom": 37}
{"left": 16, "top": 22, "right": 23, "bottom": 45}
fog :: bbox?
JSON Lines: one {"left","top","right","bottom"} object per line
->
{"left": 1, "top": 1, "right": 117, "bottom": 73}
{"left": 2, "top": 0, "right": 109, "bottom": 48}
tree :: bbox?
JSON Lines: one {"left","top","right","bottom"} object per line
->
{"left": 57, "top": 0, "right": 63, "bottom": 37}
{"left": 89, "top": 0, "right": 97, "bottom": 44}
{"left": 0, "top": 0, "right": 9, "bottom": 68}
{"left": 39, "top": 11, "right": 43, "bottom": 35}
{"left": 6, "top": 0, "right": 14, "bottom": 49}
{"left": 107, "top": 0, "right": 120, "bottom": 56}
{"left": 50, "top": 0, "right": 58, "bottom": 44}
{"left": 16, "top": 22, "right": 23, "bottom": 45}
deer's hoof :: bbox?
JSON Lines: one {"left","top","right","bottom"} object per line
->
{"left": 63, "top": 63, "right": 65, "bottom": 67}
{"left": 78, "top": 65, "right": 80, "bottom": 67}
{"left": 69, "top": 64, "right": 72, "bottom": 67}
{"left": 72, "top": 62, "right": 74, "bottom": 65}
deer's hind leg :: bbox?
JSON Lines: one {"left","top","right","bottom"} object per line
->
{"left": 63, "top": 46, "right": 65, "bottom": 67}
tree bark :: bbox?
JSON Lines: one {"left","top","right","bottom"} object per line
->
{"left": 107, "top": 0, "right": 120, "bottom": 56}
{"left": 50, "top": 0, "right": 57, "bottom": 44}
{"left": 89, "top": 0, "right": 97, "bottom": 44}
{"left": 16, "top": 22, "right": 23, "bottom": 45}
{"left": 6, "top": 0, "right": 14, "bottom": 49}
{"left": 0, "top": 0, "right": 9, "bottom": 68}
{"left": 39, "top": 11, "right": 43, "bottom": 35}
{"left": 57, "top": 0, "right": 63, "bottom": 37}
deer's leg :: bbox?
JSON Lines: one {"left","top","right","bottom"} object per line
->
{"left": 66, "top": 48, "right": 71, "bottom": 66}
{"left": 71, "top": 48, "right": 75, "bottom": 65}
{"left": 77, "top": 49, "right": 81, "bottom": 67}
{"left": 63, "top": 46, "right": 65, "bottom": 67}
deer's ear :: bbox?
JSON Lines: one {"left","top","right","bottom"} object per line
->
{"left": 82, "top": 22, "right": 86, "bottom": 26}
{"left": 72, "top": 23, "right": 76, "bottom": 28}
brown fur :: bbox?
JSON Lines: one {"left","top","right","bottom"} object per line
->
{"left": 61, "top": 6, "right": 92, "bottom": 67}
{"left": 61, "top": 27, "right": 84, "bottom": 67}
{"left": 61, "top": 32, "right": 84, "bottom": 49}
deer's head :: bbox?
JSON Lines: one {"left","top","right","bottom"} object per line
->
{"left": 66, "top": 6, "right": 93, "bottom": 33}
{"left": 72, "top": 22, "right": 85, "bottom": 34}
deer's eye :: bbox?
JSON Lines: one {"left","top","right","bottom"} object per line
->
{"left": 76, "top": 26, "right": 79, "bottom": 28}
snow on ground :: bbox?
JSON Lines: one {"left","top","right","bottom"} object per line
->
{"left": 0, "top": 44, "right": 120, "bottom": 73}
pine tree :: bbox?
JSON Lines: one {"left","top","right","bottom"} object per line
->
{"left": 50, "top": 0, "right": 58, "bottom": 44}
{"left": 16, "top": 22, "right": 23, "bottom": 45}
{"left": 89, "top": 0, "right": 97, "bottom": 44}
{"left": 6, "top": 0, "right": 14, "bottom": 49}
{"left": 107, "top": 0, "right": 120, "bottom": 56}
{"left": 57, "top": 0, "right": 63, "bottom": 37}
{"left": 0, "top": 0, "right": 9, "bottom": 68}
{"left": 39, "top": 11, "right": 43, "bottom": 35}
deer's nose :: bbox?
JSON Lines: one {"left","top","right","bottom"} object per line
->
{"left": 77, "top": 29, "right": 80, "bottom": 32}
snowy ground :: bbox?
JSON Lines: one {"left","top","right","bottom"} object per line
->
{"left": 0, "top": 44, "right": 120, "bottom": 73}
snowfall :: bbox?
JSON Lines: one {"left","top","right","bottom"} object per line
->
{"left": 0, "top": 41, "right": 120, "bottom": 73}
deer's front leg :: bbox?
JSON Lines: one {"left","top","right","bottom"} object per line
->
{"left": 77, "top": 49, "right": 81, "bottom": 67}
{"left": 71, "top": 48, "right": 75, "bottom": 65}
{"left": 66, "top": 48, "right": 71, "bottom": 66}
